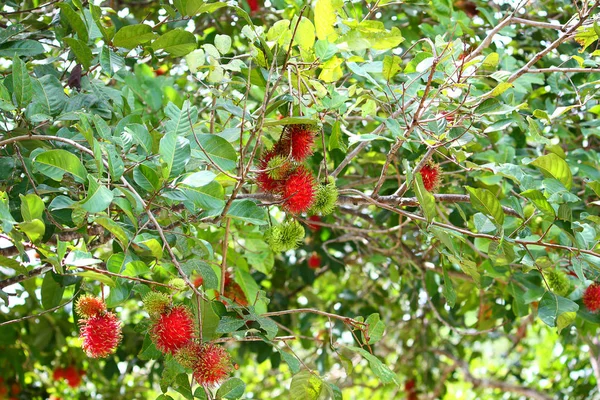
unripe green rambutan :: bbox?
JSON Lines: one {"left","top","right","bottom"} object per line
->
{"left": 175, "top": 341, "right": 202, "bottom": 369}
{"left": 143, "top": 292, "right": 171, "bottom": 318}
{"left": 169, "top": 278, "right": 187, "bottom": 291}
{"left": 266, "top": 154, "right": 293, "bottom": 180}
{"left": 309, "top": 179, "right": 338, "bottom": 216}
{"left": 545, "top": 269, "right": 571, "bottom": 297}
{"left": 265, "top": 220, "right": 305, "bottom": 252}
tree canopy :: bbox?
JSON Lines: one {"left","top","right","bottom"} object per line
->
{"left": 1, "top": 0, "right": 600, "bottom": 399}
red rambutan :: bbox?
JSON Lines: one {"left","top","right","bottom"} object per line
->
{"left": 247, "top": 0, "right": 260, "bottom": 13}
{"left": 75, "top": 295, "right": 106, "bottom": 319}
{"left": 193, "top": 343, "right": 233, "bottom": 387}
{"left": 52, "top": 367, "right": 65, "bottom": 381}
{"left": 79, "top": 312, "right": 122, "bottom": 358}
{"left": 583, "top": 283, "right": 600, "bottom": 312}
{"left": 308, "top": 253, "right": 321, "bottom": 269}
{"left": 257, "top": 150, "right": 284, "bottom": 193}
{"left": 419, "top": 163, "right": 441, "bottom": 192}
{"left": 282, "top": 167, "right": 316, "bottom": 214}
{"left": 277, "top": 124, "right": 317, "bottom": 162}
{"left": 150, "top": 305, "right": 195, "bottom": 354}
{"left": 306, "top": 215, "right": 322, "bottom": 231}
{"left": 193, "top": 275, "right": 204, "bottom": 288}
{"left": 63, "top": 366, "right": 82, "bottom": 388}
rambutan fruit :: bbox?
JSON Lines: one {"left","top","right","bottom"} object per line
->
{"left": 266, "top": 154, "right": 293, "bottom": 180}
{"left": 308, "top": 253, "right": 321, "bottom": 269}
{"left": 52, "top": 367, "right": 65, "bottom": 381}
{"left": 75, "top": 295, "right": 106, "bottom": 319}
{"left": 419, "top": 163, "right": 441, "bottom": 192}
{"left": 193, "top": 343, "right": 233, "bottom": 387}
{"left": 545, "top": 269, "right": 571, "bottom": 297}
{"left": 193, "top": 275, "right": 204, "bottom": 288}
{"left": 150, "top": 305, "right": 195, "bottom": 354}
{"left": 257, "top": 150, "right": 284, "bottom": 193}
{"left": 79, "top": 312, "right": 122, "bottom": 358}
{"left": 277, "top": 124, "right": 317, "bottom": 162}
{"left": 583, "top": 283, "right": 600, "bottom": 313}
{"left": 143, "top": 292, "right": 172, "bottom": 319}
{"left": 265, "top": 220, "right": 305, "bottom": 253}
{"left": 308, "top": 178, "right": 338, "bottom": 216}
{"left": 306, "top": 215, "right": 322, "bottom": 231}
{"left": 175, "top": 341, "right": 203, "bottom": 369}
{"left": 63, "top": 366, "right": 82, "bottom": 388}
{"left": 282, "top": 167, "right": 316, "bottom": 214}
{"left": 168, "top": 278, "right": 187, "bottom": 291}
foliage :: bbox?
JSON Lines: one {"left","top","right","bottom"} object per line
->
{"left": 0, "top": 0, "right": 600, "bottom": 399}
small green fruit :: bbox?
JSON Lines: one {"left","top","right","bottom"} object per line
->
{"left": 265, "top": 220, "right": 305, "bottom": 252}
{"left": 308, "top": 178, "right": 338, "bottom": 216}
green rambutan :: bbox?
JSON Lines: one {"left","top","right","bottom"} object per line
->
{"left": 265, "top": 220, "right": 305, "bottom": 252}
{"left": 545, "top": 269, "right": 571, "bottom": 297}
{"left": 309, "top": 178, "right": 338, "bottom": 216}
{"left": 143, "top": 292, "right": 172, "bottom": 318}
{"left": 266, "top": 154, "right": 294, "bottom": 180}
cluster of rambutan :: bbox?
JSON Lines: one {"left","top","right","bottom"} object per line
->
{"left": 53, "top": 366, "right": 85, "bottom": 388}
{"left": 143, "top": 292, "right": 233, "bottom": 386}
{"left": 584, "top": 282, "right": 600, "bottom": 313}
{"left": 257, "top": 124, "right": 320, "bottom": 214}
{"left": 76, "top": 295, "right": 122, "bottom": 358}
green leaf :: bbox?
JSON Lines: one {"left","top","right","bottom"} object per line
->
{"left": 294, "top": 17, "right": 316, "bottom": 49}
{"left": 20, "top": 193, "right": 44, "bottom": 221}
{"left": 538, "top": 292, "right": 578, "bottom": 328}
{"left": 414, "top": 174, "right": 436, "bottom": 223}
{"left": 256, "top": 316, "right": 278, "bottom": 339}
{"left": 557, "top": 311, "right": 577, "bottom": 333}
{"left": 290, "top": 371, "right": 323, "bottom": 400}
{"left": 95, "top": 217, "right": 130, "bottom": 249}
{"left": 215, "top": 378, "right": 246, "bottom": 399}
{"left": 134, "top": 164, "right": 161, "bottom": 192}
{"left": 0, "top": 40, "right": 45, "bottom": 57}
{"left": 33, "top": 148, "right": 83, "bottom": 182}
{"left": 80, "top": 176, "right": 114, "bottom": 213}
{"left": 41, "top": 272, "right": 64, "bottom": 310}
{"left": 113, "top": 24, "right": 155, "bottom": 49}
{"left": 63, "top": 38, "right": 93, "bottom": 69}
{"left": 159, "top": 132, "right": 191, "bottom": 179}
{"left": 588, "top": 180, "right": 600, "bottom": 197}
{"left": 165, "top": 101, "right": 198, "bottom": 137}
{"left": 345, "top": 346, "right": 400, "bottom": 386}
{"left": 263, "top": 116, "right": 319, "bottom": 127}
{"left": 152, "top": 29, "right": 197, "bottom": 57}
{"left": 214, "top": 34, "right": 232, "bottom": 54}
{"left": 19, "top": 219, "right": 45, "bottom": 242}
{"left": 0, "top": 255, "right": 27, "bottom": 275}
{"left": 194, "top": 134, "right": 237, "bottom": 171}
{"left": 227, "top": 200, "right": 267, "bottom": 225}
{"left": 32, "top": 75, "right": 68, "bottom": 116}
{"left": 57, "top": 3, "right": 89, "bottom": 43}
{"left": 530, "top": 153, "right": 573, "bottom": 190}
{"left": 521, "top": 189, "right": 555, "bottom": 218}
{"left": 466, "top": 186, "right": 504, "bottom": 227}
{"left": 382, "top": 55, "right": 402, "bottom": 80}
{"left": 173, "top": 373, "right": 193, "bottom": 400}
{"left": 442, "top": 266, "right": 457, "bottom": 307}
{"left": 73, "top": 271, "right": 116, "bottom": 287}
{"left": 185, "top": 0, "right": 228, "bottom": 16}
{"left": 100, "top": 46, "right": 125, "bottom": 76}
{"left": 12, "top": 55, "right": 32, "bottom": 108}
{"left": 103, "top": 143, "right": 124, "bottom": 180}
{"left": 216, "top": 316, "right": 246, "bottom": 333}
{"left": 365, "top": 313, "right": 385, "bottom": 344}
{"left": 314, "top": 0, "right": 341, "bottom": 41}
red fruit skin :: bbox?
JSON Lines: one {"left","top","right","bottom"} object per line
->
{"left": 419, "top": 164, "right": 440, "bottom": 192}
{"left": 76, "top": 295, "right": 106, "bottom": 319}
{"left": 247, "top": 0, "right": 259, "bottom": 12}
{"left": 53, "top": 367, "right": 65, "bottom": 381}
{"left": 282, "top": 167, "right": 316, "bottom": 214}
{"left": 583, "top": 283, "right": 600, "bottom": 312}
{"left": 308, "top": 254, "right": 321, "bottom": 269}
{"left": 193, "top": 344, "right": 233, "bottom": 387}
{"left": 306, "top": 215, "right": 322, "bottom": 232}
{"left": 80, "top": 312, "right": 122, "bottom": 358}
{"left": 193, "top": 275, "right": 204, "bottom": 288}
{"left": 10, "top": 383, "right": 19, "bottom": 395}
{"left": 63, "top": 366, "right": 81, "bottom": 388}
{"left": 220, "top": 272, "right": 249, "bottom": 306}
{"left": 151, "top": 306, "right": 195, "bottom": 354}
{"left": 257, "top": 150, "right": 284, "bottom": 193}
{"left": 277, "top": 124, "right": 316, "bottom": 162}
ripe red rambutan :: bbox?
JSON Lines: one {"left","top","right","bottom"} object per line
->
{"left": 193, "top": 275, "right": 204, "bottom": 288}
{"left": 246, "top": 0, "right": 259, "bottom": 13}
{"left": 306, "top": 215, "right": 322, "bottom": 231}
{"left": 63, "top": 366, "right": 82, "bottom": 388}
{"left": 175, "top": 341, "right": 203, "bottom": 369}
{"left": 79, "top": 312, "right": 122, "bottom": 358}
{"left": 193, "top": 343, "right": 233, "bottom": 387}
{"left": 53, "top": 367, "right": 65, "bottom": 381}
{"left": 257, "top": 150, "right": 284, "bottom": 193}
{"left": 75, "top": 295, "right": 106, "bottom": 319}
{"left": 419, "top": 163, "right": 441, "bottom": 192}
{"left": 282, "top": 167, "right": 316, "bottom": 214}
{"left": 308, "top": 253, "right": 321, "bottom": 269}
{"left": 277, "top": 124, "right": 316, "bottom": 162}
{"left": 150, "top": 305, "right": 195, "bottom": 354}
{"left": 583, "top": 283, "right": 600, "bottom": 312}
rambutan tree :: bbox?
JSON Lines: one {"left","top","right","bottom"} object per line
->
{"left": 1, "top": 0, "right": 600, "bottom": 399}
